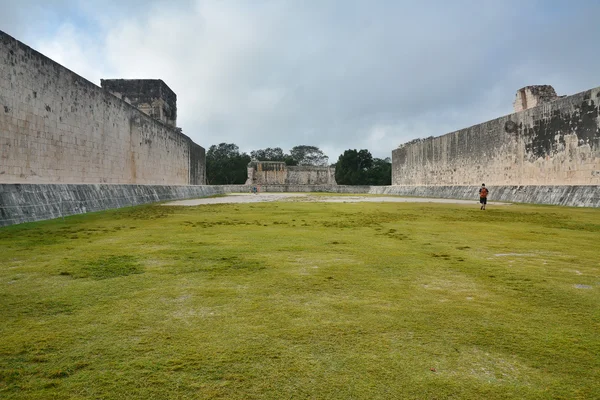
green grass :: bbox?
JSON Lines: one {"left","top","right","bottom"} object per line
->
{"left": 0, "top": 199, "right": 598, "bottom": 399}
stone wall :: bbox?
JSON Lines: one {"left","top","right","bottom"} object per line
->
{"left": 0, "top": 183, "right": 368, "bottom": 227}
{"left": 0, "top": 183, "right": 222, "bottom": 227}
{"left": 376, "top": 185, "right": 600, "bottom": 208}
{"left": 392, "top": 86, "right": 600, "bottom": 186}
{"left": 2, "top": 183, "right": 599, "bottom": 227}
{"left": 246, "top": 161, "right": 336, "bottom": 185}
{"left": 0, "top": 30, "right": 205, "bottom": 185}
{"left": 189, "top": 142, "right": 206, "bottom": 186}
{"left": 246, "top": 161, "right": 287, "bottom": 185}
{"left": 287, "top": 166, "right": 336, "bottom": 185}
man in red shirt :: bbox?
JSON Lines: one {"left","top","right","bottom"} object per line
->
{"left": 479, "top": 184, "right": 489, "bottom": 210}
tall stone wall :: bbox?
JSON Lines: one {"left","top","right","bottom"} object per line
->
{"left": 0, "top": 30, "right": 205, "bottom": 185}
{"left": 189, "top": 142, "right": 206, "bottom": 186}
{"left": 392, "top": 86, "right": 600, "bottom": 186}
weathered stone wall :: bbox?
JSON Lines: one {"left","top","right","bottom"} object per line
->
{"left": 286, "top": 166, "right": 336, "bottom": 185}
{"left": 0, "top": 183, "right": 374, "bottom": 226}
{"left": 392, "top": 86, "right": 600, "bottom": 186}
{"left": 0, "top": 30, "right": 205, "bottom": 185}
{"left": 246, "top": 161, "right": 336, "bottom": 185}
{"left": 246, "top": 161, "right": 287, "bottom": 185}
{"left": 189, "top": 142, "right": 206, "bottom": 186}
{"left": 375, "top": 185, "right": 600, "bottom": 207}
{"left": 0, "top": 183, "right": 222, "bottom": 227}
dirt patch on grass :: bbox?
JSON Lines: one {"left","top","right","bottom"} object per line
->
{"left": 574, "top": 284, "right": 593, "bottom": 289}
{"left": 163, "top": 193, "right": 511, "bottom": 206}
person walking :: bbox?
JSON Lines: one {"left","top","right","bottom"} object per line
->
{"left": 479, "top": 183, "right": 489, "bottom": 210}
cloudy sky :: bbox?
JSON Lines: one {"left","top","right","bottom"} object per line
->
{"left": 1, "top": 0, "right": 599, "bottom": 161}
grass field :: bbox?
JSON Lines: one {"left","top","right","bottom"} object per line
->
{"left": 0, "top": 197, "right": 599, "bottom": 399}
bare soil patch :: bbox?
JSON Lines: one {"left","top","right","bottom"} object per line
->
{"left": 163, "top": 193, "right": 511, "bottom": 206}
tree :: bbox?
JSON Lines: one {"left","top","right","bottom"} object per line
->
{"left": 206, "top": 143, "right": 251, "bottom": 184}
{"left": 367, "top": 157, "right": 392, "bottom": 185}
{"left": 250, "top": 147, "right": 297, "bottom": 166}
{"left": 335, "top": 149, "right": 373, "bottom": 185}
{"left": 250, "top": 147, "right": 285, "bottom": 161}
{"left": 335, "top": 150, "right": 392, "bottom": 185}
{"left": 290, "top": 145, "right": 329, "bottom": 166}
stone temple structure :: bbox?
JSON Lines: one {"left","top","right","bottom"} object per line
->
{"left": 246, "top": 161, "right": 337, "bottom": 186}
{"left": 101, "top": 79, "right": 177, "bottom": 128}
{"left": 512, "top": 85, "right": 559, "bottom": 112}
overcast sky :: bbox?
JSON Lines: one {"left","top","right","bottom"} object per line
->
{"left": 1, "top": 0, "right": 599, "bottom": 161}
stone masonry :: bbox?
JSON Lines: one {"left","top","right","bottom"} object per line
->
{"left": 393, "top": 85, "right": 600, "bottom": 186}
{"left": 246, "top": 161, "right": 337, "bottom": 185}
{"left": 0, "top": 30, "right": 205, "bottom": 185}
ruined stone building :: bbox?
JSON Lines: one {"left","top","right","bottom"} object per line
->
{"left": 246, "top": 161, "right": 337, "bottom": 185}
{"left": 101, "top": 79, "right": 177, "bottom": 128}
{"left": 512, "top": 85, "right": 559, "bottom": 112}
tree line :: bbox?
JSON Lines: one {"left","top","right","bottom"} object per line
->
{"left": 206, "top": 143, "right": 391, "bottom": 185}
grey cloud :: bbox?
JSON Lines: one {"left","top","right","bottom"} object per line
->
{"left": 0, "top": 0, "right": 71, "bottom": 40}
{"left": 3, "top": 0, "right": 600, "bottom": 160}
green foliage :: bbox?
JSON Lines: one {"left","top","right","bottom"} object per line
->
{"left": 290, "top": 145, "right": 329, "bottom": 166}
{"left": 367, "top": 157, "right": 392, "bottom": 185}
{"left": 249, "top": 145, "right": 329, "bottom": 167}
{"left": 206, "top": 143, "right": 251, "bottom": 184}
{"left": 335, "top": 149, "right": 372, "bottom": 185}
{"left": 0, "top": 199, "right": 598, "bottom": 399}
{"left": 250, "top": 147, "right": 286, "bottom": 161}
{"left": 335, "top": 149, "right": 391, "bottom": 185}
{"left": 250, "top": 147, "right": 297, "bottom": 166}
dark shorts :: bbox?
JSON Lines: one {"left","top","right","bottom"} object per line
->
{"left": 480, "top": 197, "right": 487, "bottom": 204}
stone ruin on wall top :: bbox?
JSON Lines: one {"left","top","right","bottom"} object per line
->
{"left": 512, "top": 85, "right": 560, "bottom": 112}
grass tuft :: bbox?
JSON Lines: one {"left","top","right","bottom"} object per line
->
{"left": 77, "top": 255, "right": 143, "bottom": 279}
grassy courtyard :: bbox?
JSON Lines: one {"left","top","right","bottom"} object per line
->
{"left": 0, "top": 197, "right": 598, "bottom": 399}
